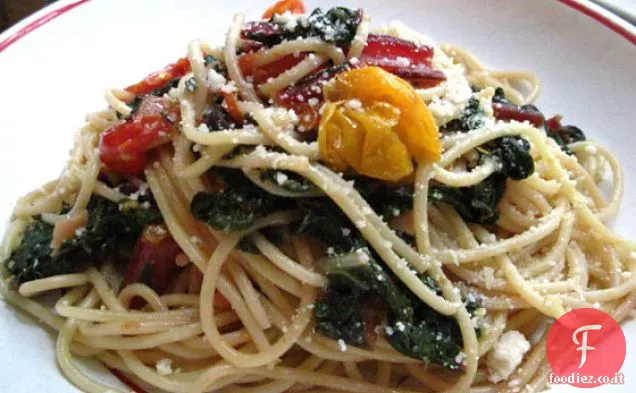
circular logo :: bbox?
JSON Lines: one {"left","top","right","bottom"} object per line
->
{"left": 546, "top": 308, "right": 626, "bottom": 388}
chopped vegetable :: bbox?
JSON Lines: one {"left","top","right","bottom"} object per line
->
{"left": 305, "top": 7, "right": 362, "bottom": 44}
{"left": 443, "top": 97, "right": 486, "bottom": 132}
{"left": 429, "top": 136, "right": 534, "bottom": 224}
{"left": 429, "top": 176, "right": 506, "bottom": 224}
{"left": 296, "top": 198, "right": 366, "bottom": 253}
{"left": 4, "top": 196, "right": 162, "bottom": 284}
{"left": 239, "top": 53, "right": 307, "bottom": 85}
{"left": 319, "top": 67, "right": 441, "bottom": 180}
{"left": 545, "top": 115, "right": 586, "bottom": 153}
{"left": 243, "top": 6, "right": 361, "bottom": 47}
{"left": 354, "top": 177, "right": 413, "bottom": 219}
{"left": 99, "top": 113, "right": 176, "bottom": 175}
{"left": 123, "top": 224, "right": 182, "bottom": 293}
{"left": 297, "top": 197, "right": 479, "bottom": 368}
{"left": 274, "top": 62, "right": 355, "bottom": 130}
{"left": 241, "top": 22, "right": 289, "bottom": 47}
{"left": 262, "top": 0, "right": 305, "bottom": 19}
{"left": 191, "top": 168, "right": 284, "bottom": 231}
{"left": 223, "top": 93, "right": 245, "bottom": 125}
{"left": 201, "top": 98, "right": 234, "bottom": 131}
{"left": 360, "top": 34, "right": 446, "bottom": 88}
{"left": 260, "top": 169, "right": 317, "bottom": 193}
{"left": 319, "top": 101, "right": 413, "bottom": 181}
{"left": 492, "top": 87, "right": 545, "bottom": 127}
{"left": 125, "top": 58, "right": 191, "bottom": 96}
{"left": 101, "top": 95, "right": 180, "bottom": 175}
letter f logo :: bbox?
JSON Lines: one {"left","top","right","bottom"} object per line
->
{"left": 572, "top": 324, "right": 602, "bottom": 368}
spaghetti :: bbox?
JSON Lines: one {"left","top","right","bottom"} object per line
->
{"left": 2, "top": 2, "right": 635, "bottom": 393}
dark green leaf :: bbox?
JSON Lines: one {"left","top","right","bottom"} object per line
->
{"left": 307, "top": 7, "right": 362, "bottom": 44}
{"left": 429, "top": 174, "right": 506, "bottom": 224}
{"left": 296, "top": 198, "right": 365, "bottom": 254}
{"left": 443, "top": 97, "right": 485, "bottom": 132}
{"left": 191, "top": 168, "right": 283, "bottom": 231}
{"left": 4, "top": 195, "right": 162, "bottom": 284}
{"left": 260, "top": 169, "right": 317, "bottom": 193}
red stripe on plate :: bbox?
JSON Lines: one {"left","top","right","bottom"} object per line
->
{"left": 557, "top": 0, "right": 636, "bottom": 45}
{"left": 0, "top": 0, "right": 634, "bottom": 53}
{"left": 0, "top": 0, "right": 90, "bottom": 53}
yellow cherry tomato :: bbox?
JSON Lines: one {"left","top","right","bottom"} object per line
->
{"left": 319, "top": 101, "right": 413, "bottom": 181}
{"left": 319, "top": 66, "right": 441, "bottom": 181}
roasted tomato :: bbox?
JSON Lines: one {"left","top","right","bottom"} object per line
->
{"left": 100, "top": 115, "right": 175, "bottom": 175}
{"left": 319, "top": 101, "right": 414, "bottom": 181}
{"left": 123, "top": 224, "right": 182, "bottom": 294}
{"left": 125, "top": 58, "right": 191, "bottom": 96}
{"left": 262, "top": 0, "right": 305, "bottom": 19}
{"left": 319, "top": 66, "right": 441, "bottom": 181}
{"left": 100, "top": 96, "right": 177, "bottom": 175}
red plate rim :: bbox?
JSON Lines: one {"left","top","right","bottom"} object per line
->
{"left": 0, "top": 0, "right": 634, "bottom": 54}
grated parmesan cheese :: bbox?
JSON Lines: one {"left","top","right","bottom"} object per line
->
{"left": 487, "top": 331, "right": 530, "bottom": 383}
{"left": 156, "top": 358, "right": 174, "bottom": 376}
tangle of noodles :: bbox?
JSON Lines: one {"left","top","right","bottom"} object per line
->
{"left": 1, "top": 6, "right": 635, "bottom": 393}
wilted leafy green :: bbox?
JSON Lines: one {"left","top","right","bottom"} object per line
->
{"left": 4, "top": 195, "right": 161, "bottom": 284}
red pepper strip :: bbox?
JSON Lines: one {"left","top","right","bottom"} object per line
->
{"left": 546, "top": 114, "right": 563, "bottom": 130}
{"left": 359, "top": 34, "right": 446, "bottom": 88}
{"left": 223, "top": 92, "right": 245, "bottom": 125}
{"left": 123, "top": 224, "right": 182, "bottom": 294}
{"left": 493, "top": 103, "right": 545, "bottom": 127}
{"left": 125, "top": 57, "right": 191, "bottom": 96}
{"left": 239, "top": 53, "right": 307, "bottom": 85}
{"left": 272, "top": 63, "right": 356, "bottom": 131}
{"left": 363, "top": 33, "right": 434, "bottom": 66}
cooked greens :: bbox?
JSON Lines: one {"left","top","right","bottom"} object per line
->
{"left": 298, "top": 198, "right": 479, "bottom": 369}
{"left": 191, "top": 168, "right": 284, "bottom": 231}
{"left": 443, "top": 97, "right": 486, "bottom": 132}
{"left": 242, "top": 7, "right": 362, "bottom": 46}
{"left": 4, "top": 195, "right": 161, "bottom": 284}
{"left": 260, "top": 169, "right": 317, "bottom": 193}
{"left": 432, "top": 93, "right": 535, "bottom": 224}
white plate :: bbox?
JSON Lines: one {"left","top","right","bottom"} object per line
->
{"left": 0, "top": 0, "right": 635, "bottom": 391}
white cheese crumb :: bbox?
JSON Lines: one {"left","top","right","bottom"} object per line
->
{"left": 341, "top": 228, "right": 351, "bottom": 236}
{"left": 337, "top": 339, "right": 347, "bottom": 352}
{"left": 395, "top": 321, "right": 406, "bottom": 332}
{"left": 220, "top": 81, "right": 238, "bottom": 94}
{"left": 275, "top": 172, "right": 288, "bottom": 186}
{"left": 207, "top": 69, "right": 227, "bottom": 92}
{"left": 487, "top": 331, "right": 530, "bottom": 383}
{"left": 156, "top": 358, "right": 174, "bottom": 376}
{"left": 307, "top": 97, "right": 319, "bottom": 107}
{"left": 395, "top": 56, "right": 411, "bottom": 67}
